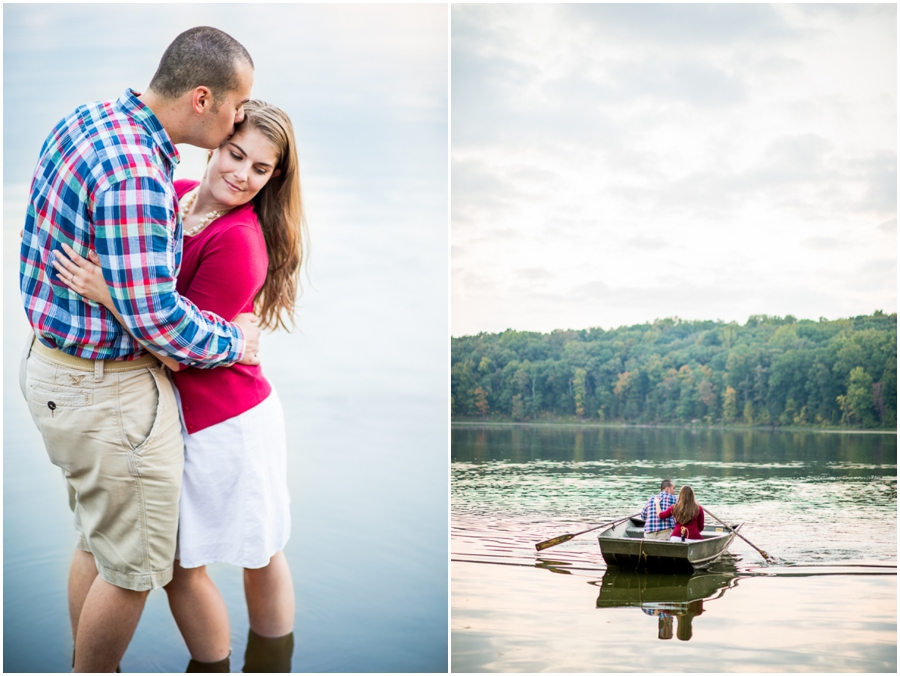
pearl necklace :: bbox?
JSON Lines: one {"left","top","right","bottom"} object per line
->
{"left": 180, "top": 190, "right": 228, "bottom": 236}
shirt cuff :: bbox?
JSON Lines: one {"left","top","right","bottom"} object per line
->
{"left": 232, "top": 321, "right": 247, "bottom": 364}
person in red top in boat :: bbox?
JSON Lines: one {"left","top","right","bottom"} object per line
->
{"left": 658, "top": 485, "right": 705, "bottom": 543}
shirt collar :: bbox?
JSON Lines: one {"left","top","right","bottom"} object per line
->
{"left": 115, "top": 88, "right": 181, "bottom": 169}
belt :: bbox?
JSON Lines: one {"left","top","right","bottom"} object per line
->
{"left": 31, "top": 337, "right": 159, "bottom": 373}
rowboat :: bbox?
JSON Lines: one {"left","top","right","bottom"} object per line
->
{"left": 597, "top": 515, "right": 742, "bottom": 572}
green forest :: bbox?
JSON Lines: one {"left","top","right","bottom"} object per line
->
{"left": 451, "top": 312, "right": 897, "bottom": 429}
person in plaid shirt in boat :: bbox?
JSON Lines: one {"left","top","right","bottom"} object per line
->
{"left": 19, "top": 27, "right": 260, "bottom": 672}
{"left": 641, "top": 479, "right": 677, "bottom": 539}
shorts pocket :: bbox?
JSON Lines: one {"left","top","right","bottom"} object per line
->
{"left": 117, "top": 369, "right": 162, "bottom": 454}
{"left": 26, "top": 381, "right": 98, "bottom": 473}
{"left": 28, "top": 383, "right": 93, "bottom": 409}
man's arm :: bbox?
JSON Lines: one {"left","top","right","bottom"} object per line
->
{"left": 92, "top": 177, "right": 259, "bottom": 367}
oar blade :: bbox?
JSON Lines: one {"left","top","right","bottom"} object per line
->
{"left": 535, "top": 533, "right": 574, "bottom": 551}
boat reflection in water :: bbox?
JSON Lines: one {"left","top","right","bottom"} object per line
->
{"left": 595, "top": 565, "right": 740, "bottom": 641}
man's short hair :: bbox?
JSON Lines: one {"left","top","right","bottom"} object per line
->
{"left": 660, "top": 479, "right": 674, "bottom": 491}
{"left": 148, "top": 26, "right": 253, "bottom": 103}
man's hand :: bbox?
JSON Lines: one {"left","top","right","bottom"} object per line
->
{"left": 234, "top": 312, "right": 261, "bottom": 365}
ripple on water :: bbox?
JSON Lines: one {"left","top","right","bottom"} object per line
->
{"left": 452, "top": 428, "right": 897, "bottom": 569}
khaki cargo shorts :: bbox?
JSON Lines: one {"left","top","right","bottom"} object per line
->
{"left": 644, "top": 528, "right": 673, "bottom": 540}
{"left": 20, "top": 335, "right": 184, "bottom": 591}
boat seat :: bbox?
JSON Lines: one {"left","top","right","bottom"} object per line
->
{"left": 625, "top": 527, "right": 646, "bottom": 539}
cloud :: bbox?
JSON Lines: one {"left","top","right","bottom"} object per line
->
{"left": 570, "top": 279, "right": 612, "bottom": 299}
{"left": 755, "top": 54, "right": 807, "bottom": 75}
{"left": 794, "top": 3, "right": 896, "bottom": 21}
{"left": 515, "top": 267, "right": 557, "bottom": 281}
{"left": 803, "top": 237, "right": 841, "bottom": 250}
{"left": 450, "top": 4, "right": 897, "bottom": 335}
{"left": 860, "top": 150, "right": 898, "bottom": 213}
{"left": 561, "top": 4, "right": 801, "bottom": 47}
{"left": 626, "top": 236, "right": 671, "bottom": 251}
{"left": 848, "top": 258, "right": 897, "bottom": 293}
{"left": 610, "top": 60, "right": 747, "bottom": 108}
{"left": 761, "top": 134, "right": 835, "bottom": 173}
{"left": 451, "top": 157, "right": 524, "bottom": 228}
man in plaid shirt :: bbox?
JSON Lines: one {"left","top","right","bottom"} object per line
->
{"left": 19, "top": 27, "right": 259, "bottom": 672}
{"left": 641, "top": 479, "right": 677, "bottom": 539}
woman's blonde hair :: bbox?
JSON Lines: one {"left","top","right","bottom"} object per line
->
{"left": 672, "top": 485, "right": 700, "bottom": 524}
{"left": 239, "top": 99, "right": 307, "bottom": 331}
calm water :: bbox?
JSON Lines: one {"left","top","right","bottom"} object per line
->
{"left": 4, "top": 6, "right": 448, "bottom": 672}
{"left": 452, "top": 424, "right": 897, "bottom": 672}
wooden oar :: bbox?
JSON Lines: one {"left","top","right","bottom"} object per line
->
{"left": 535, "top": 512, "right": 641, "bottom": 552}
{"left": 704, "top": 507, "right": 776, "bottom": 563}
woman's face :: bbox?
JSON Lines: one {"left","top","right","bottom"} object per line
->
{"left": 205, "top": 126, "right": 281, "bottom": 208}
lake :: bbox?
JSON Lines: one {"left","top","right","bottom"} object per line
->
{"left": 4, "top": 5, "right": 448, "bottom": 673}
{"left": 451, "top": 424, "right": 897, "bottom": 672}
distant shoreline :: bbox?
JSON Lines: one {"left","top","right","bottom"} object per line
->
{"left": 450, "top": 419, "right": 897, "bottom": 435}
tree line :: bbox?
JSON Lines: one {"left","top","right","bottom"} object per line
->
{"left": 451, "top": 312, "right": 897, "bottom": 429}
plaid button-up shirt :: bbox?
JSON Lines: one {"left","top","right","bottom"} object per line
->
{"left": 641, "top": 491, "right": 677, "bottom": 532}
{"left": 20, "top": 89, "right": 244, "bottom": 366}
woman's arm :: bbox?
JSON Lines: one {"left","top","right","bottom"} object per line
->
{"left": 51, "top": 244, "right": 182, "bottom": 371}
{"left": 658, "top": 506, "right": 674, "bottom": 519}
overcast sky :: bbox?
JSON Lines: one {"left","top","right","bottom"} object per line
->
{"left": 451, "top": 3, "right": 896, "bottom": 336}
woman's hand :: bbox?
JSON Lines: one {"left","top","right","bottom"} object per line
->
{"left": 50, "top": 242, "right": 183, "bottom": 373}
{"left": 51, "top": 243, "right": 114, "bottom": 308}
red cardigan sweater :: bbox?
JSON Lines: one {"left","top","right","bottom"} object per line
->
{"left": 170, "top": 180, "right": 272, "bottom": 434}
{"left": 659, "top": 505, "right": 705, "bottom": 540}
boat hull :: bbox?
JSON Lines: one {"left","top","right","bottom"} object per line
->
{"left": 597, "top": 517, "right": 741, "bottom": 572}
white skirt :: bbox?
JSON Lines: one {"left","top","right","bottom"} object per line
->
{"left": 174, "top": 387, "right": 291, "bottom": 569}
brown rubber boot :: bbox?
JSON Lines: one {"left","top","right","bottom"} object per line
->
{"left": 242, "top": 629, "right": 294, "bottom": 672}
{"left": 186, "top": 654, "right": 231, "bottom": 672}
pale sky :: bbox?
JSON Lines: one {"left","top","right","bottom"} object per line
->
{"left": 451, "top": 3, "right": 897, "bottom": 336}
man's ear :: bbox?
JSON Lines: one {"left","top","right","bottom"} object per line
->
{"left": 191, "top": 86, "right": 214, "bottom": 115}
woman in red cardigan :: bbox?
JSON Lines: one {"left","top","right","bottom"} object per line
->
{"left": 658, "top": 485, "right": 705, "bottom": 542}
{"left": 52, "top": 100, "right": 306, "bottom": 671}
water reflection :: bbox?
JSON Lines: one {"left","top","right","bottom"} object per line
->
{"left": 594, "top": 567, "right": 739, "bottom": 642}
{"left": 534, "top": 558, "right": 575, "bottom": 574}
{"left": 452, "top": 424, "right": 897, "bottom": 467}
{"left": 642, "top": 603, "right": 703, "bottom": 641}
